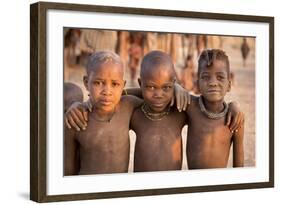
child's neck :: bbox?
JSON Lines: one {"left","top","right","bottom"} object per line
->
{"left": 198, "top": 96, "right": 228, "bottom": 120}
{"left": 141, "top": 103, "right": 170, "bottom": 121}
{"left": 91, "top": 106, "right": 117, "bottom": 123}
{"left": 202, "top": 97, "right": 225, "bottom": 113}
{"left": 146, "top": 104, "right": 170, "bottom": 114}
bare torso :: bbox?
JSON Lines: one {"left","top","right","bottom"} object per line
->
{"left": 131, "top": 106, "right": 186, "bottom": 172}
{"left": 186, "top": 96, "right": 233, "bottom": 169}
{"left": 69, "top": 96, "right": 140, "bottom": 175}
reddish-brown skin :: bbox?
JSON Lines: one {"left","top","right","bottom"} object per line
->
{"left": 186, "top": 59, "right": 244, "bottom": 169}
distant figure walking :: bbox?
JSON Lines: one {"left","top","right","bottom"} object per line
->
{"left": 241, "top": 38, "right": 250, "bottom": 67}
{"left": 128, "top": 32, "right": 145, "bottom": 86}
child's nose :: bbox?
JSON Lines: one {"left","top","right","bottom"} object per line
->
{"left": 153, "top": 88, "right": 163, "bottom": 98}
{"left": 102, "top": 84, "right": 112, "bottom": 95}
{"left": 209, "top": 77, "right": 218, "bottom": 86}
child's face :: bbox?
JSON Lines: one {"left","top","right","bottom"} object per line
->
{"left": 139, "top": 65, "right": 175, "bottom": 112}
{"left": 84, "top": 62, "right": 125, "bottom": 113}
{"left": 198, "top": 59, "right": 231, "bottom": 102}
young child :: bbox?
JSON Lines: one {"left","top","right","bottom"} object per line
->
{"left": 64, "top": 51, "right": 142, "bottom": 175}
{"left": 186, "top": 49, "right": 244, "bottom": 169}
{"left": 66, "top": 51, "right": 244, "bottom": 173}
{"left": 130, "top": 51, "right": 187, "bottom": 172}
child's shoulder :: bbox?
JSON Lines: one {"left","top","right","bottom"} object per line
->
{"left": 168, "top": 106, "right": 187, "bottom": 122}
{"left": 184, "top": 95, "right": 200, "bottom": 116}
{"left": 190, "top": 95, "right": 200, "bottom": 107}
{"left": 120, "top": 95, "right": 143, "bottom": 108}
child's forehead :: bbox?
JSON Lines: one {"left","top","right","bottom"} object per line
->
{"left": 142, "top": 71, "right": 175, "bottom": 84}
{"left": 89, "top": 73, "right": 124, "bottom": 82}
{"left": 144, "top": 63, "right": 174, "bottom": 75}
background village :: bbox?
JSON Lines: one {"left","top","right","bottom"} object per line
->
{"left": 64, "top": 28, "right": 256, "bottom": 170}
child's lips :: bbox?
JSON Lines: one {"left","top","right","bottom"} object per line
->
{"left": 151, "top": 102, "right": 165, "bottom": 107}
{"left": 100, "top": 99, "right": 113, "bottom": 105}
{"left": 207, "top": 89, "right": 220, "bottom": 94}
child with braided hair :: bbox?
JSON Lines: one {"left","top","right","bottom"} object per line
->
{"left": 186, "top": 49, "right": 244, "bottom": 168}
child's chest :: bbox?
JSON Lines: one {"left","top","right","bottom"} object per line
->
{"left": 76, "top": 113, "right": 130, "bottom": 149}
{"left": 131, "top": 108, "right": 186, "bottom": 137}
{"left": 188, "top": 105, "right": 232, "bottom": 143}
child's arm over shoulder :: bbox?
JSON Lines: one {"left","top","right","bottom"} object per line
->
{"left": 182, "top": 95, "right": 198, "bottom": 125}
{"left": 121, "top": 95, "right": 143, "bottom": 110}
{"left": 184, "top": 95, "right": 198, "bottom": 114}
{"left": 226, "top": 102, "right": 245, "bottom": 133}
{"left": 123, "top": 88, "right": 142, "bottom": 99}
{"left": 232, "top": 120, "right": 244, "bottom": 167}
{"left": 65, "top": 101, "right": 89, "bottom": 131}
{"left": 172, "top": 83, "right": 191, "bottom": 112}
{"left": 64, "top": 124, "right": 79, "bottom": 175}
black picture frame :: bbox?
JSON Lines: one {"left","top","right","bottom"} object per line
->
{"left": 30, "top": 1, "right": 274, "bottom": 202}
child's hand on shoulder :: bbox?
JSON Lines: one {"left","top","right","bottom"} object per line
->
{"left": 226, "top": 102, "right": 245, "bottom": 133}
{"left": 65, "top": 100, "right": 90, "bottom": 131}
{"left": 171, "top": 83, "right": 191, "bottom": 112}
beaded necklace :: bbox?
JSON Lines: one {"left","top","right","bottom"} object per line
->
{"left": 141, "top": 103, "right": 170, "bottom": 121}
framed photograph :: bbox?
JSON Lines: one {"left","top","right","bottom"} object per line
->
{"left": 30, "top": 1, "right": 274, "bottom": 202}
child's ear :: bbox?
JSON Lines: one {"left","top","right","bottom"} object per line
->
{"left": 83, "top": 76, "right": 89, "bottom": 91}
{"left": 137, "top": 78, "right": 142, "bottom": 87}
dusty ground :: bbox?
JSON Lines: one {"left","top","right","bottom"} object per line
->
{"left": 65, "top": 37, "right": 256, "bottom": 171}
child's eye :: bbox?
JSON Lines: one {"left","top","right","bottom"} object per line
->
{"left": 162, "top": 86, "right": 172, "bottom": 92}
{"left": 93, "top": 81, "right": 102, "bottom": 86}
{"left": 217, "top": 76, "right": 225, "bottom": 80}
{"left": 112, "top": 82, "right": 120, "bottom": 87}
{"left": 201, "top": 75, "right": 209, "bottom": 80}
{"left": 146, "top": 85, "right": 155, "bottom": 90}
